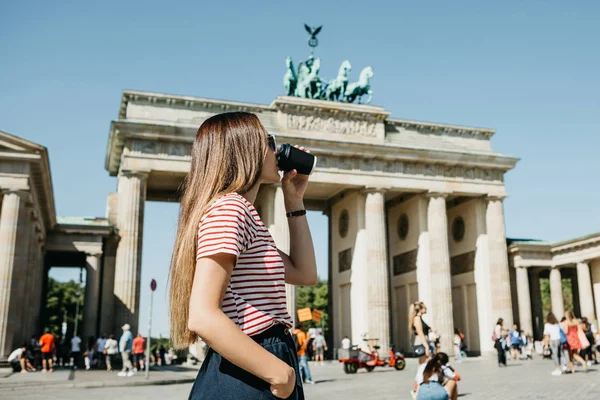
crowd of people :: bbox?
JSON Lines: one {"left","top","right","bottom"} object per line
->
{"left": 493, "top": 310, "right": 599, "bottom": 375}
{"left": 8, "top": 323, "right": 178, "bottom": 377}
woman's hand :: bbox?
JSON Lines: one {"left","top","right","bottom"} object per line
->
{"left": 425, "top": 346, "right": 431, "bottom": 358}
{"left": 281, "top": 146, "right": 310, "bottom": 209}
{"left": 269, "top": 365, "right": 296, "bottom": 399}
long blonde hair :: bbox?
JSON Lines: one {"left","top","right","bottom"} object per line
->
{"left": 169, "top": 112, "right": 268, "bottom": 348}
{"left": 408, "top": 301, "right": 425, "bottom": 330}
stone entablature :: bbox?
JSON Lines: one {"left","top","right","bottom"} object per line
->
{"left": 508, "top": 232, "right": 600, "bottom": 268}
{"left": 106, "top": 90, "right": 518, "bottom": 199}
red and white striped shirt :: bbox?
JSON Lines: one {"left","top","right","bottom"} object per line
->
{"left": 196, "top": 192, "right": 293, "bottom": 336}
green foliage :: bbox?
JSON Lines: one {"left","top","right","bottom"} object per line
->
{"left": 540, "top": 277, "right": 574, "bottom": 317}
{"left": 43, "top": 277, "right": 84, "bottom": 338}
{"left": 296, "top": 279, "right": 328, "bottom": 335}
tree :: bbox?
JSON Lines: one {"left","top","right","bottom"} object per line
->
{"left": 540, "top": 277, "right": 574, "bottom": 317}
{"left": 296, "top": 279, "right": 329, "bottom": 336}
{"left": 43, "top": 277, "right": 84, "bottom": 339}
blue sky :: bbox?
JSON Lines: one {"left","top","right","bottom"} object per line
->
{"left": 1, "top": 1, "right": 598, "bottom": 337}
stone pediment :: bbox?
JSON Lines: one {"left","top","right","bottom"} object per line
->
{"left": 0, "top": 130, "right": 45, "bottom": 153}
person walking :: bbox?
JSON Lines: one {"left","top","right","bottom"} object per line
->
{"left": 453, "top": 329, "right": 462, "bottom": 363}
{"left": 561, "top": 310, "right": 588, "bottom": 374}
{"left": 543, "top": 312, "right": 565, "bottom": 376}
{"left": 168, "top": 112, "right": 317, "bottom": 400}
{"left": 509, "top": 324, "right": 521, "bottom": 360}
{"left": 39, "top": 328, "right": 55, "bottom": 372}
{"left": 294, "top": 323, "right": 315, "bottom": 384}
{"left": 70, "top": 334, "right": 82, "bottom": 369}
{"left": 95, "top": 333, "right": 107, "bottom": 368}
{"left": 132, "top": 333, "right": 146, "bottom": 371}
{"left": 118, "top": 324, "right": 135, "bottom": 377}
{"left": 314, "top": 330, "right": 327, "bottom": 366}
{"left": 103, "top": 334, "right": 118, "bottom": 372}
{"left": 493, "top": 318, "right": 507, "bottom": 367}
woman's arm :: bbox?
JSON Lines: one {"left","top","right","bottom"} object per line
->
{"left": 278, "top": 167, "right": 317, "bottom": 286}
{"left": 188, "top": 253, "right": 295, "bottom": 398}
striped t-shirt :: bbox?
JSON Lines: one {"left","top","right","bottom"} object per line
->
{"left": 196, "top": 192, "right": 293, "bottom": 336}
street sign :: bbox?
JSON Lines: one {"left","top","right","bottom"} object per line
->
{"left": 150, "top": 279, "right": 157, "bottom": 292}
{"left": 312, "top": 309, "right": 322, "bottom": 324}
{"left": 297, "top": 307, "right": 312, "bottom": 322}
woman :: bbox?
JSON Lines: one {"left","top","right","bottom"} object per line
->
{"left": 416, "top": 355, "right": 458, "bottom": 400}
{"left": 543, "top": 312, "right": 563, "bottom": 376}
{"left": 103, "top": 334, "right": 118, "bottom": 372}
{"left": 453, "top": 329, "right": 462, "bottom": 363}
{"left": 561, "top": 310, "right": 587, "bottom": 374}
{"left": 169, "top": 112, "right": 317, "bottom": 399}
{"left": 409, "top": 302, "right": 433, "bottom": 365}
{"left": 493, "top": 318, "right": 506, "bottom": 367}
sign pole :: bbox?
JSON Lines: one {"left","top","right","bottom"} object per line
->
{"left": 145, "top": 279, "right": 157, "bottom": 379}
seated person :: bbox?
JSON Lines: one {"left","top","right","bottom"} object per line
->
{"left": 8, "top": 344, "right": 35, "bottom": 373}
{"left": 414, "top": 353, "right": 458, "bottom": 400}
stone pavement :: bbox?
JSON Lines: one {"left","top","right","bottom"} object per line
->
{"left": 0, "top": 365, "right": 196, "bottom": 391}
{"left": 1, "top": 356, "right": 599, "bottom": 399}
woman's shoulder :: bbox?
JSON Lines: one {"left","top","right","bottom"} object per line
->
{"left": 204, "top": 192, "right": 254, "bottom": 218}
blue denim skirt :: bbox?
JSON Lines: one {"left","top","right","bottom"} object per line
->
{"left": 189, "top": 324, "right": 304, "bottom": 400}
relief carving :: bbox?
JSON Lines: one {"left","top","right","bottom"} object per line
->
{"left": 287, "top": 114, "right": 378, "bottom": 137}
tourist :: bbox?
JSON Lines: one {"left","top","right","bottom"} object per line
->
{"left": 70, "top": 334, "right": 82, "bottom": 369}
{"left": 95, "top": 333, "right": 107, "bottom": 368}
{"left": 104, "top": 334, "right": 118, "bottom": 372}
{"left": 39, "top": 328, "right": 55, "bottom": 372}
{"left": 314, "top": 330, "right": 327, "bottom": 365}
{"left": 8, "top": 344, "right": 35, "bottom": 373}
{"left": 509, "top": 324, "right": 521, "bottom": 360}
{"left": 543, "top": 312, "right": 564, "bottom": 376}
{"left": 341, "top": 335, "right": 351, "bottom": 350}
{"left": 561, "top": 310, "right": 588, "bottom": 373}
{"left": 83, "top": 337, "right": 95, "bottom": 370}
{"left": 581, "top": 317, "right": 595, "bottom": 366}
{"left": 168, "top": 113, "right": 316, "bottom": 399}
{"left": 493, "top": 318, "right": 506, "bottom": 367}
{"left": 118, "top": 323, "right": 135, "bottom": 377}
{"left": 453, "top": 329, "right": 462, "bottom": 363}
{"left": 409, "top": 301, "right": 433, "bottom": 365}
{"left": 415, "top": 354, "right": 458, "bottom": 400}
{"left": 295, "top": 323, "right": 315, "bottom": 384}
{"left": 132, "top": 333, "right": 146, "bottom": 371}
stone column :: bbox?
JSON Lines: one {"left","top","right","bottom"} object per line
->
{"left": 516, "top": 267, "right": 533, "bottom": 334}
{"left": 576, "top": 262, "right": 596, "bottom": 321}
{"left": 364, "top": 189, "right": 390, "bottom": 353}
{"left": 0, "top": 190, "right": 28, "bottom": 358}
{"left": 426, "top": 193, "right": 454, "bottom": 355}
{"left": 486, "top": 197, "right": 513, "bottom": 325}
{"left": 83, "top": 250, "right": 103, "bottom": 339}
{"left": 114, "top": 171, "right": 147, "bottom": 333}
{"left": 550, "top": 268, "right": 564, "bottom": 318}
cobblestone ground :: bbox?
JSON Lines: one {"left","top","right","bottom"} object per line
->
{"left": 2, "top": 356, "right": 599, "bottom": 399}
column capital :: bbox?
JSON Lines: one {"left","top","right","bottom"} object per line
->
{"left": 362, "top": 186, "right": 388, "bottom": 195}
{"left": 485, "top": 195, "right": 508, "bottom": 202}
{"left": 1, "top": 188, "right": 30, "bottom": 198}
{"left": 118, "top": 169, "right": 150, "bottom": 179}
{"left": 424, "top": 191, "right": 450, "bottom": 199}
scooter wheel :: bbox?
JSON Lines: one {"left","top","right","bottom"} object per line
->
{"left": 365, "top": 365, "right": 375, "bottom": 372}
{"left": 347, "top": 362, "right": 359, "bottom": 374}
{"left": 394, "top": 358, "right": 406, "bottom": 370}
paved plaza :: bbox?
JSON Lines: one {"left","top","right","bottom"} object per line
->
{"left": 2, "top": 356, "right": 598, "bottom": 399}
